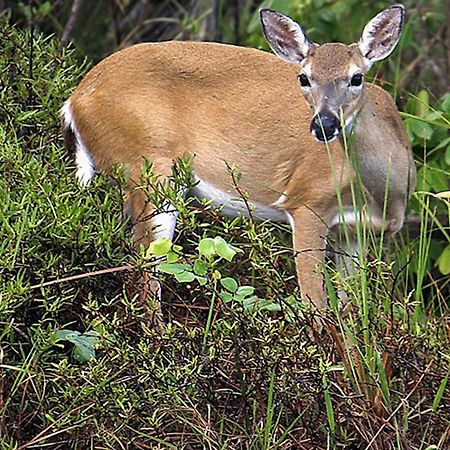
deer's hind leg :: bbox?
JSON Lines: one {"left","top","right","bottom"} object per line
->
{"left": 124, "top": 160, "right": 183, "bottom": 322}
{"left": 126, "top": 185, "right": 179, "bottom": 250}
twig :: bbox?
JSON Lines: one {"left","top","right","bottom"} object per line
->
{"left": 29, "top": 265, "right": 134, "bottom": 290}
{"left": 227, "top": 162, "right": 255, "bottom": 224}
{"left": 61, "top": 0, "right": 83, "bottom": 47}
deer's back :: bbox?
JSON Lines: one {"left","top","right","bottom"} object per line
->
{"left": 69, "top": 41, "right": 341, "bottom": 203}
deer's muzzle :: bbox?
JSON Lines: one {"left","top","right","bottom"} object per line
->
{"left": 310, "top": 113, "right": 341, "bottom": 143}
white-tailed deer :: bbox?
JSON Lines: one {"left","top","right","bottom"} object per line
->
{"left": 62, "top": 5, "right": 416, "bottom": 309}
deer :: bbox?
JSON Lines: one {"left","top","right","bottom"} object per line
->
{"left": 61, "top": 5, "right": 416, "bottom": 311}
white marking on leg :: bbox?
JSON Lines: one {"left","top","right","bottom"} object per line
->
{"left": 152, "top": 186, "right": 187, "bottom": 241}
{"left": 334, "top": 239, "right": 359, "bottom": 303}
{"left": 286, "top": 211, "right": 295, "bottom": 231}
{"left": 335, "top": 240, "right": 359, "bottom": 278}
{"left": 271, "top": 193, "right": 288, "bottom": 207}
{"left": 61, "top": 100, "right": 95, "bottom": 186}
{"left": 152, "top": 204, "right": 179, "bottom": 241}
{"left": 151, "top": 202, "right": 181, "bottom": 303}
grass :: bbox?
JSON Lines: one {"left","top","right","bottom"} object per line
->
{"left": 0, "top": 16, "right": 449, "bottom": 450}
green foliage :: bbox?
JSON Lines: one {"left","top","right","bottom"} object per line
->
{"left": 148, "top": 237, "right": 287, "bottom": 313}
{"left": 432, "top": 370, "right": 449, "bottom": 413}
{"left": 403, "top": 91, "right": 450, "bottom": 278}
{"left": 52, "top": 329, "right": 100, "bottom": 362}
{"left": 0, "top": 20, "right": 130, "bottom": 317}
{"left": 405, "top": 91, "right": 450, "bottom": 195}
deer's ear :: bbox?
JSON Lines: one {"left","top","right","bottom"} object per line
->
{"left": 358, "top": 5, "right": 404, "bottom": 65}
{"left": 260, "top": 9, "right": 313, "bottom": 64}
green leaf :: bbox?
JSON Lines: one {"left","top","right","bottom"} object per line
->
{"left": 198, "top": 238, "right": 216, "bottom": 259}
{"left": 437, "top": 245, "right": 450, "bottom": 275}
{"left": 236, "top": 286, "right": 255, "bottom": 298}
{"left": 148, "top": 238, "right": 172, "bottom": 256}
{"left": 172, "top": 244, "right": 183, "bottom": 253}
{"left": 220, "top": 291, "right": 233, "bottom": 303}
{"left": 54, "top": 330, "right": 80, "bottom": 342}
{"left": 259, "top": 301, "right": 282, "bottom": 312}
{"left": 158, "top": 263, "right": 191, "bottom": 274}
{"left": 193, "top": 259, "right": 208, "bottom": 276}
{"left": 323, "top": 374, "right": 335, "bottom": 433}
{"left": 440, "top": 93, "right": 450, "bottom": 113}
{"left": 220, "top": 277, "right": 238, "bottom": 292}
{"left": 432, "top": 370, "right": 449, "bottom": 412}
{"left": 445, "top": 143, "right": 450, "bottom": 167}
{"left": 430, "top": 171, "right": 449, "bottom": 193}
{"left": 72, "top": 337, "right": 97, "bottom": 363}
{"left": 54, "top": 330, "right": 100, "bottom": 363}
{"left": 166, "top": 251, "right": 179, "bottom": 263}
{"left": 175, "top": 271, "right": 195, "bottom": 283}
{"left": 416, "top": 90, "right": 430, "bottom": 117}
{"left": 214, "top": 236, "right": 236, "bottom": 261}
{"left": 431, "top": 136, "right": 450, "bottom": 151}
{"left": 196, "top": 276, "right": 208, "bottom": 286}
{"left": 38, "top": 1, "right": 52, "bottom": 16}
{"left": 417, "top": 165, "right": 449, "bottom": 193}
{"left": 242, "top": 296, "right": 260, "bottom": 310}
{"left": 410, "top": 118, "right": 434, "bottom": 140}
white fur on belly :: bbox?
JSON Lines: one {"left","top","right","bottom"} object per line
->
{"left": 190, "top": 176, "right": 288, "bottom": 222}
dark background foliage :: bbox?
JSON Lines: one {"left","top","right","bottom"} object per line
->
{"left": 2, "top": 0, "right": 449, "bottom": 97}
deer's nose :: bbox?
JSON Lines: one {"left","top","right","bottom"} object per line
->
{"left": 310, "top": 114, "right": 341, "bottom": 142}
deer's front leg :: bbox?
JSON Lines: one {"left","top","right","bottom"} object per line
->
{"left": 290, "top": 206, "right": 328, "bottom": 310}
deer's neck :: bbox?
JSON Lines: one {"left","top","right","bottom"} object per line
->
{"left": 348, "top": 90, "right": 411, "bottom": 215}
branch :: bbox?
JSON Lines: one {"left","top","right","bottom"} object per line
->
{"left": 61, "top": 0, "right": 83, "bottom": 47}
{"left": 29, "top": 265, "right": 134, "bottom": 290}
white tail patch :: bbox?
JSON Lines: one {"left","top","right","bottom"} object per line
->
{"left": 75, "top": 146, "right": 95, "bottom": 187}
{"left": 61, "top": 100, "right": 95, "bottom": 186}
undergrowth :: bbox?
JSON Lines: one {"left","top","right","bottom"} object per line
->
{"left": 0, "top": 15, "right": 449, "bottom": 450}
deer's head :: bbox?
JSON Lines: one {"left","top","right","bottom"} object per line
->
{"left": 260, "top": 5, "right": 405, "bottom": 142}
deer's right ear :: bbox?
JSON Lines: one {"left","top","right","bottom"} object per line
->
{"left": 260, "top": 9, "right": 312, "bottom": 64}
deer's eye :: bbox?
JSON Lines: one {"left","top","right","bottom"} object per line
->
{"left": 298, "top": 73, "right": 311, "bottom": 87}
{"left": 350, "top": 73, "right": 363, "bottom": 87}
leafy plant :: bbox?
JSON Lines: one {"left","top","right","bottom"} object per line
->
{"left": 52, "top": 329, "right": 100, "bottom": 363}
{"left": 149, "top": 237, "right": 262, "bottom": 311}
{"left": 403, "top": 91, "right": 450, "bottom": 280}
